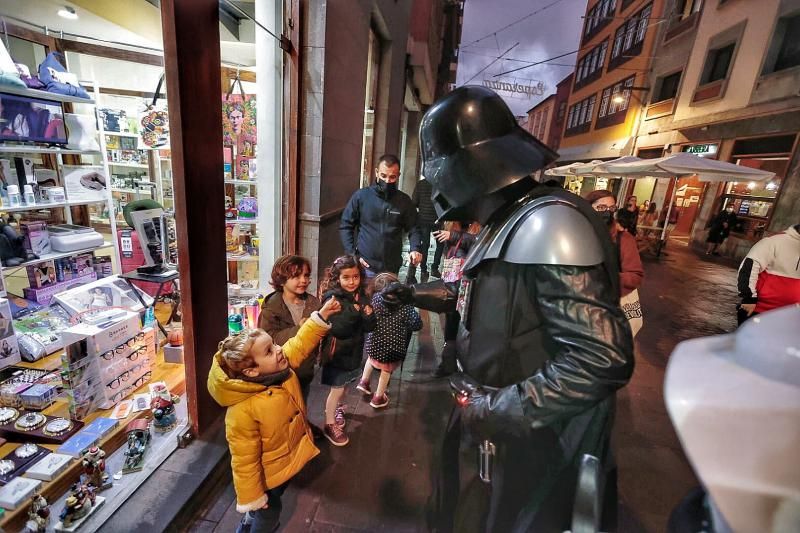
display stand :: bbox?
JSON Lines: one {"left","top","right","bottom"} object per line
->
{"left": 119, "top": 271, "right": 180, "bottom": 337}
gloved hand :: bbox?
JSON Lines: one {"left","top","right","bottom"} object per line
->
{"left": 382, "top": 282, "right": 412, "bottom": 305}
{"left": 450, "top": 372, "right": 526, "bottom": 439}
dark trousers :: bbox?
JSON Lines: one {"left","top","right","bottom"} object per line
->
{"left": 236, "top": 483, "right": 287, "bottom": 533}
{"left": 432, "top": 239, "right": 445, "bottom": 272}
{"left": 408, "top": 224, "right": 436, "bottom": 280}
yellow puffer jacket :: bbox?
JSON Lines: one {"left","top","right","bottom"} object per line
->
{"left": 207, "top": 313, "right": 330, "bottom": 511}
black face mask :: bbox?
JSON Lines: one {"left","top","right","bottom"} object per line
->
{"left": 599, "top": 211, "right": 614, "bottom": 226}
{"left": 376, "top": 179, "right": 397, "bottom": 196}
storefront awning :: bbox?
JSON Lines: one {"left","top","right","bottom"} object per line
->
{"left": 555, "top": 137, "right": 631, "bottom": 163}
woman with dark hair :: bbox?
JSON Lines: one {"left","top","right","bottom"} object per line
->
{"left": 706, "top": 205, "right": 738, "bottom": 256}
{"left": 585, "top": 190, "right": 644, "bottom": 300}
{"left": 616, "top": 195, "right": 640, "bottom": 236}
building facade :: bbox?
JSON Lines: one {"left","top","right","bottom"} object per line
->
{"left": 525, "top": 95, "right": 555, "bottom": 144}
{"left": 633, "top": 0, "right": 800, "bottom": 259}
{"left": 549, "top": 73, "right": 573, "bottom": 151}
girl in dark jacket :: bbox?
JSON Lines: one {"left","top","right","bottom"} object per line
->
{"left": 706, "top": 206, "right": 738, "bottom": 255}
{"left": 318, "top": 255, "right": 376, "bottom": 446}
{"left": 431, "top": 221, "right": 479, "bottom": 377}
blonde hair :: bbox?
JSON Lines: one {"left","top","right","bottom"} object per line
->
{"left": 373, "top": 272, "right": 399, "bottom": 293}
{"left": 217, "top": 329, "right": 268, "bottom": 378}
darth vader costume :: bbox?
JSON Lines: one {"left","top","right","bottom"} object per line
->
{"left": 415, "top": 86, "right": 634, "bottom": 532}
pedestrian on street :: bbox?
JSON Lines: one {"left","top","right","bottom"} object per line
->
{"left": 737, "top": 223, "right": 800, "bottom": 325}
{"left": 431, "top": 221, "right": 479, "bottom": 377}
{"left": 259, "top": 255, "right": 322, "bottom": 437}
{"left": 208, "top": 298, "right": 342, "bottom": 533}
{"left": 318, "top": 255, "right": 376, "bottom": 446}
{"left": 587, "top": 190, "right": 645, "bottom": 336}
{"left": 616, "top": 195, "right": 640, "bottom": 236}
{"left": 357, "top": 273, "right": 423, "bottom": 408}
{"left": 407, "top": 177, "right": 439, "bottom": 284}
{"left": 340, "top": 154, "right": 424, "bottom": 277}
{"left": 706, "top": 205, "right": 739, "bottom": 256}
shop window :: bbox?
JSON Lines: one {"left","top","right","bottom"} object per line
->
{"left": 609, "top": 4, "right": 652, "bottom": 70}
{"left": 583, "top": 0, "right": 617, "bottom": 42}
{"left": 637, "top": 147, "right": 664, "bottom": 159}
{"left": 575, "top": 40, "right": 609, "bottom": 88}
{"left": 762, "top": 12, "right": 800, "bottom": 75}
{"left": 596, "top": 76, "right": 635, "bottom": 128}
{"left": 701, "top": 43, "right": 735, "bottom": 84}
{"left": 653, "top": 71, "right": 681, "bottom": 103}
{"left": 732, "top": 134, "right": 795, "bottom": 155}
{"left": 565, "top": 94, "right": 597, "bottom": 136}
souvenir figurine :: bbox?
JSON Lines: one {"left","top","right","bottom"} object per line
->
{"left": 81, "top": 446, "right": 111, "bottom": 490}
{"left": 123, "top": 419, "right": 150, "bottom": 473}
{"left": 59, "top": 483, "right": 96, "bottom": 528}
{"left": 150, "top": 383, "right": 179, "bottom": 432}
{"left": 24, "top": 494, "right": 49, "bottom": 533}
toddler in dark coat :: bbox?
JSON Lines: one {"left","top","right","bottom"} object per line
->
{"left": 356, "top": 273, "right": 423, "bottom": 409}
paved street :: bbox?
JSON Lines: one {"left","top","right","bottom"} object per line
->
{"left": 187, "top": 240, "right": 741, "bottom": 533}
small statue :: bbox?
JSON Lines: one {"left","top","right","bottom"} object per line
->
{"left": 123, "top": 419, "right": 151, "bottom": 473}
{"left": 81, "top": 446, "right": 112, "bottom": 490}
{"left": 23, "top": 494, "right": 49, "bottom": 533}
{"left": 150, "top": 383, "right": 180, "bottom": 432}
{"left": 59, "top": 483, "right": 96, "bottom": 528}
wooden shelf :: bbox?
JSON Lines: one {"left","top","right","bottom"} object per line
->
{"left": 104, "top": 132, "right": 139, "bottom": 138}
{"left": 0, "top": 85, "right": 94, "bottom": 105}
{"left": 0, "top": 145, "right": 101, "bottom": 156}
{"left": 0, "top": 199, "right": 108, "bottom": 213}
{"left": 224, "top": 219, "right": 257, "bottom": 225}
{"left": 108, "top": 162, "right": 149, "bottom": 169}
{"left": 1, "top": 242, "right": 114, "bottom": 270}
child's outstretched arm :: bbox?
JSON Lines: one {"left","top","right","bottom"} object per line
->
{"left": 282, "top": 298, "right": 341, "bottom": 368}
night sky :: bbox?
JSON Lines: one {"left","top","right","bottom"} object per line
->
{"left": 456, "top": 0, "right": 587, "bottom": 115}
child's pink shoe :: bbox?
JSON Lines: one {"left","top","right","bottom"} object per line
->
{"left": 370, "top": 393, "right": 389, "bottom": 409}
{"left": 356, "top": 380, "right": 372, "bottom": 396}
{"left": 324, "top": 423, "right": 349, "bottom": 446}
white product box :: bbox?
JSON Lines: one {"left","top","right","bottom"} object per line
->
{"left": 24, "top": 453, "right": 73, "bottom": 481}
{"left": 0, "top": 477, "right": 41, "bottom": 509}
{"left": 0, "top": 298, "right": 21, "bottom": 370}
{"left": 62, "top": 311, "right": 141, "bottom": 357}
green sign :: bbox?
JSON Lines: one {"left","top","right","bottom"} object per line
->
{"left": 683, "top": 144, "right": 717, "bottom": 155}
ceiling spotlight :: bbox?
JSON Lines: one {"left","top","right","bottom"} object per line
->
{"left": 57, "top": 6, "right": 78, "bottom": 20}
{"left": 612, "top": 95, "right": 625, "bottom": 104}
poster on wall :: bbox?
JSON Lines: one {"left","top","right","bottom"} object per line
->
{"left": 62, "top": 165, "right": 108, "bottom": 203}
{"left": 221, "top": 94, "right": 257, "bottom": 157}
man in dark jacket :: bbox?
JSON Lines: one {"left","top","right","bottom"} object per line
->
{"left": 407, "top": 178, "right": 439, "bottom": 283}
{"left": 340, "top": 154, "right": 423, "bottom": 275}
{"left": 416, "top": 86, "right": 634, "bottom": 532}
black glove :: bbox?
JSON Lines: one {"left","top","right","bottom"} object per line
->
{"left": 450, "top": 372, "right": 526, "bottom": 439}
{"left": 382, "top": 282, "right": 412, "bottom": 305}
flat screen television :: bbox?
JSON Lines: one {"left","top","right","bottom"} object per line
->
{"left": 0, "top": 92, "right": 68, "bottom": 145}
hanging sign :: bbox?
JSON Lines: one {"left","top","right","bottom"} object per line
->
{"left": 482, "top": 78, "right": 545, "bottom": 98}
{"left": 682, "top": 144, "right": 718, "bottom": 158}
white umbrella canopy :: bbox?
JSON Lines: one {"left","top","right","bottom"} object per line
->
{"left": 597, "top": 152, "right": 776, "bottom": 182}
{"left": 543, "top": 161, "right": 593, "bottom": 176}
{"left": 570, "top": 156, "right": 646, "bottom": 176}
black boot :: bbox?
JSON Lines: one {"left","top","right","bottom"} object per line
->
{"left": 432, "top": 342, "right": 457, "bottom": 378}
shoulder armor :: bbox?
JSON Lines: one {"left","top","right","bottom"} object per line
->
{"left": 463, "top": 196, "right": 605, "bottom": 270}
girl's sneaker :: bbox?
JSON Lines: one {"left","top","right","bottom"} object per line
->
{"left": 324, "top": 423, "right": 349, "bottom": 446}
{"left": 356, "top": 380, "right": 372, "bottom": 396}
{"left": 334, "top": 404, "right": 346, "bottom": 428}
{"left": 370, "top": 393, "right": 390, "bottom": 409}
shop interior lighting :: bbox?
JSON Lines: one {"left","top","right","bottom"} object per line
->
{"left": 57, "top": 6, "right": 78, "bottom": 20}
{"left": 766, "top": 181, "right": 777, "bottom": 190}
{"left": 747, "top": 181, "right": 757, "bottom": 190}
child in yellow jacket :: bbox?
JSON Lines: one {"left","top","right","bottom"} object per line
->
{"left": 208, "top": 297, "right": 341, "bottom": 533}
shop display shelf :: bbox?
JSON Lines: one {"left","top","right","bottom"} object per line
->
{"left": 224, "top": 180, "right": 257, "bottom": 186}
{"left": 104, "top": 131, "right": 140, "bottom": 138}
{"left": 228, "top": 286, "right": 262, "bottom": 297}
{"left": 0, "top": 199, "right": 108, "bottom": 213}
{"left": 0, "top": 85, "right": 95, "bottom": 105}
{"left": 107, "top": 162, "right": 149, "bottom": 169}
{"left": 0, "top": 145, "right": 101, "bottom": 156}
{"left": 225, "top": 219, "right": 257, "bottom": 225}
{"left": 1, "top": 241, "right": 114, "bottom": 270}
{"left": 226, "top": 254, "right": 259, "bottom": 262}
{"left": 112, "top": 187, "right": 153, "bottom": 195}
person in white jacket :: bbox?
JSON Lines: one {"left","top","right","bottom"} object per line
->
{"left": 737, "top": 224, "right": 800, "bottom": 324}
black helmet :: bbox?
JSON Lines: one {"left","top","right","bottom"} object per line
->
{"left": 420, "top": 86, "right": 558, "bottom": 221}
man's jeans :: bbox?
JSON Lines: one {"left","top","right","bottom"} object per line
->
{"left": 236, "top": 484, "right": 287, "bottom": 533}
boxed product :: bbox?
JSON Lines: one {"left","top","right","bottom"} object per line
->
{"left": 61, "top": 311, "right": 141, "bottom": 357}
{"left": 55, "top": 277, "right": 152, "bottom": 317}
{"left": 73, "top": 253, "right": 95, "bottom": 276}
{"left": 20, "top": 383, "right": 58, "bottom": 410}
{"left": 0, "top": 477, "right": 41, "bottom": 509}
{"left": 26, "top": 260, "right": 57, "bottom": 289}
{"left": 80, "top": 417, "right": 118, "bottom": 439}
{"left": 62, "top": 165, "right": 108, "bottom": 203}
{"left": 23, "top": 272, "right": 97, "bottom": 305}
{"left": 20, "top": 221, "right": 51, "bottom": 257}
{"left": 55, "top": 257, "right": 76, "bottom": 281}
{"left": 0, "top": 299, "right": 21, "bottom": 369}
{"left": 57, "top": 431, "right": 99, "bottom": 458}
{"left": 24, "top": 452, "right": 73, "bottom": 481}
{"left": 0, "top": 382, "right": 31, "bottom": 407}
